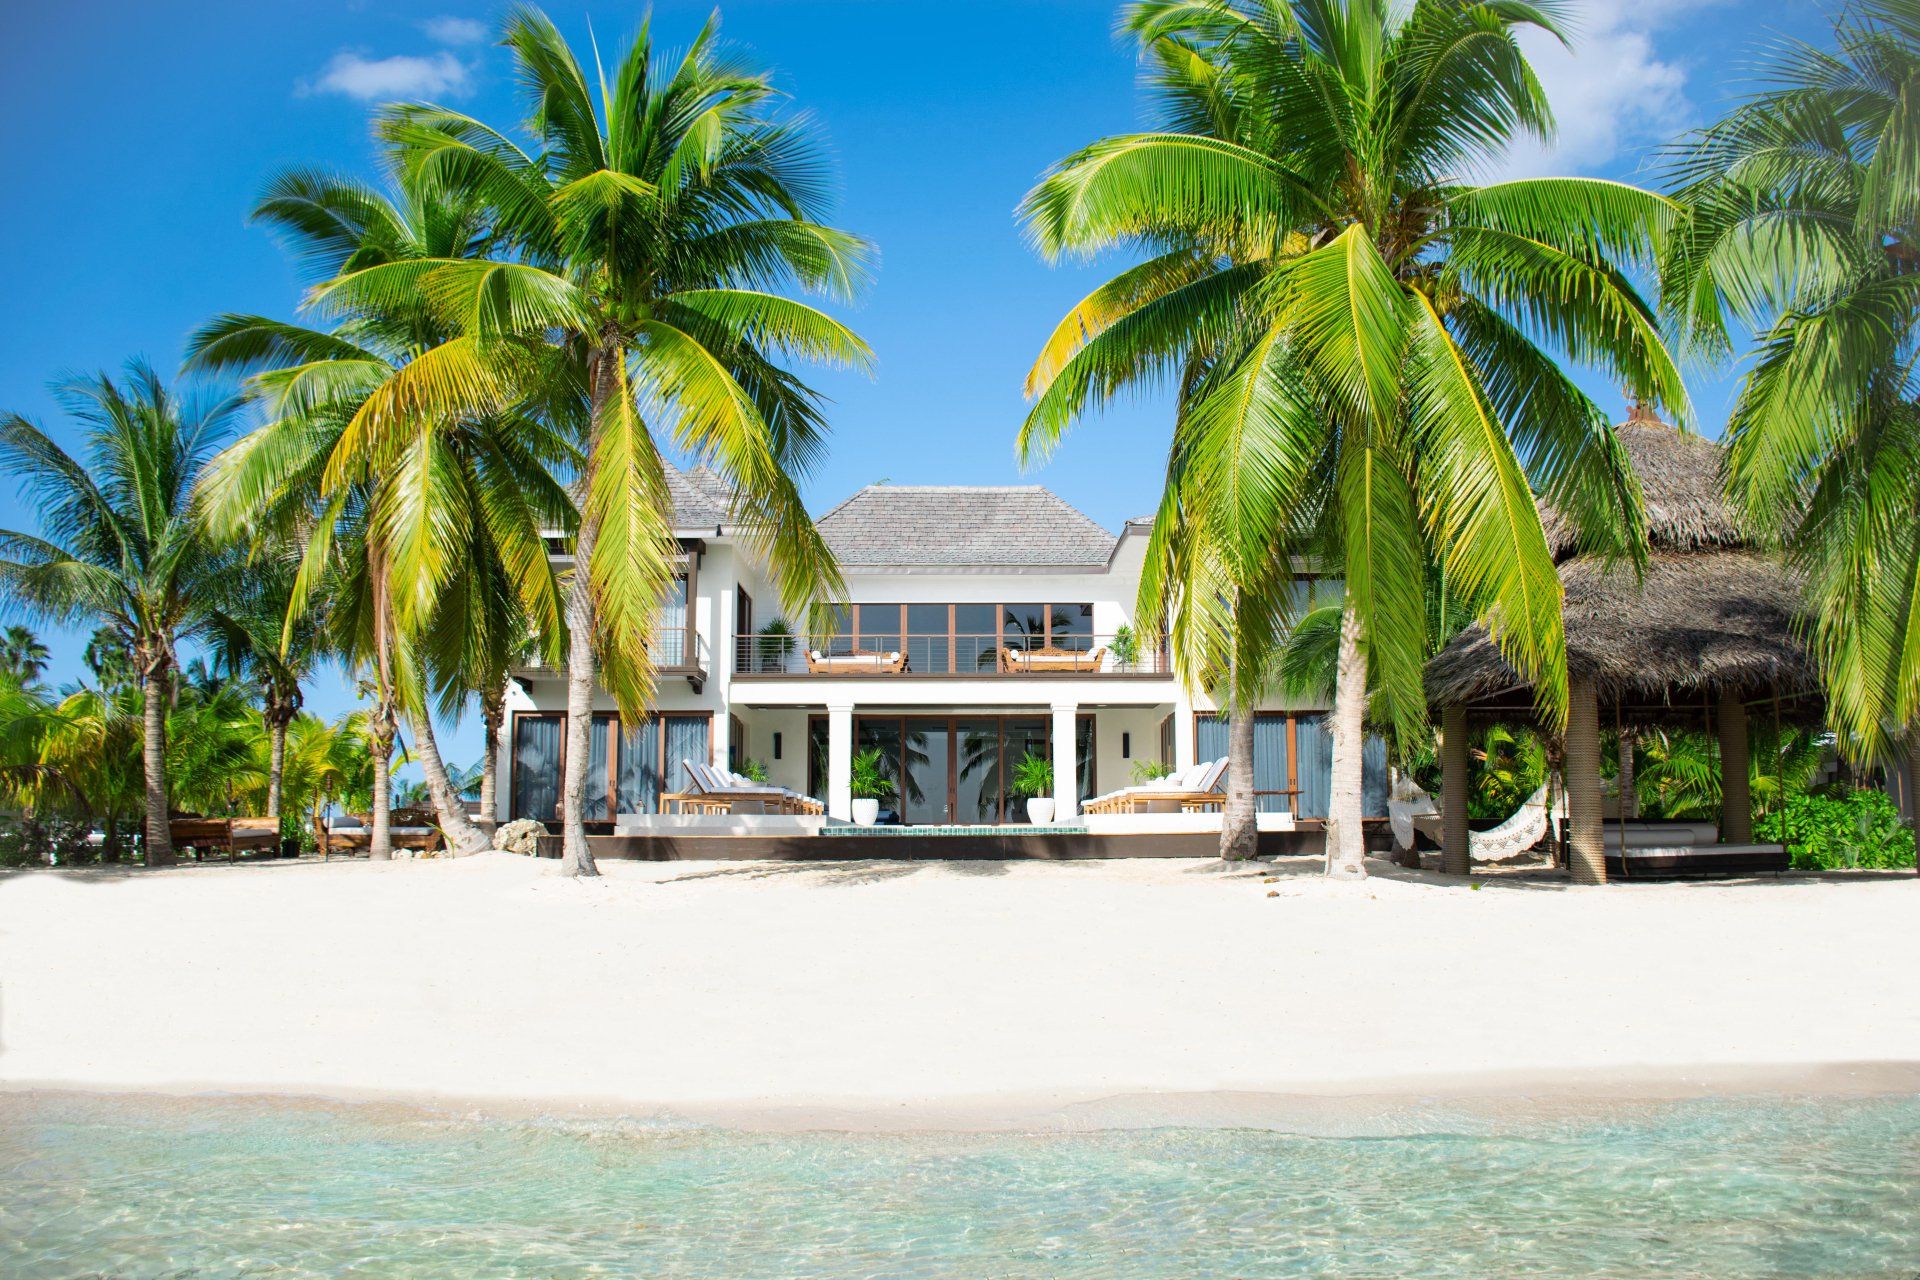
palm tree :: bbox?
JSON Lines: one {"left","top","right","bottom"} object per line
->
{"left": 0, "top": 363, "right": 236, "bottom": 865}
{"left": 0, "top": 625, "right": 50, "bottom": 683}
{"left": 282, "top": 710, "right": 375, "bottom": 843}
{"left": 1020, "top": 0, "right": 1676, "bottom": 876}
{"left": 189, "top": 168, "right": 573, "bottom": 859}
{"left": 358, "top": 7, "right": 871, "bottom": 875}
{"left": 1664, "top": 0, "right": 1920, "bottom": 774}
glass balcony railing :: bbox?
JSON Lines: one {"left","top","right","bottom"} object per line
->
{"left": 732, "top": 632, "right": 1169, "bottom": 677}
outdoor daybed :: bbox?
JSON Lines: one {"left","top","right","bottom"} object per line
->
{"left": 662, "top": 762, "right": 827, "bottom": 816}
{"left": 1082, "top": 758, "right": 1229, "bottom": 814}
{"left": 1000, "top": 646, "right": 1106, "bottom": 674}
{"left": 169, "top": 815, "right": 281, "bottom": 862}
{"left": 805, "top": 649, "right": 905, "bottom": 675}
{"left": 312, "top": 808, "right": 446, "bottom": 857}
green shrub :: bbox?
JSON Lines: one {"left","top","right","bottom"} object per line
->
{"left": 1009, "top": 752, "right": 1053, "bottom": 799}
{"left": 1756, "top": 788, "right": 1916, "bottom": 871}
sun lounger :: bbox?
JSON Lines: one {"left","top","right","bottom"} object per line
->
{"left": 661, "top": 761, "right": 827, "bottom": 816}
{"left": 805, "top": 649, "right": 905, "bottom": 674}
{"left": 169, "top": 815, "right": 281, "bottom": 862}
{"left": 1082, "top": 757, "right": 1229, "bottom": 814}
{"left": 1000, "top": 646, "right": 1106, "bottom": 673}
{"left": 312, "top": 808, "right": 445, "bottom": 858}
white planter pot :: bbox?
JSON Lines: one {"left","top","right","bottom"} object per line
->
{"left": 851, "top": 798, "right": 880, "bottom": 827}
{"left": 1026, "top": 797, "right": 1055, "bottom": 825}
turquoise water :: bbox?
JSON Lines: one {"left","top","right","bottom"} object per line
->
{"left": 4, "top": 1093, "right": 1918, "bottom": 1278}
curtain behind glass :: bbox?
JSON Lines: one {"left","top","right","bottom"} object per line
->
{"left": 662, "top": 717, "right": 711, "bottom": 801}
{"left": 583, "top": 718, "right": 611, "bottom": 820}
{"left": 1075, "top": 717, "right": 1095, "bottom": 801}
{"left": 512, "top": 716, "right": 561, "bottom": 823}
{"left": 1362, "top": 735, "right": 1390, "bottom": 817}
{"left": 1295, "top": 717, "right": 1332, "bottom": 818}
{"left": 1252, "top": 715, "right": 1290, "bottom": 813}
{"left": 1196, "top": 715, "right": 1228, "bottom": 765}
{"left": 617, "top": 718, "right": 661, "bottom": 814}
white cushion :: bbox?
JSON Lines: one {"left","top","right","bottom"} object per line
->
{"left": 389, "top": 826, "right": 437, "bottom": 835}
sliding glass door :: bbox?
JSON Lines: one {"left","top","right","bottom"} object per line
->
{"left": 509, "top": 711, "right": 709, "bottom": 821}
{"left": 840, "top": 713, "right": 1095, "bottom": 825}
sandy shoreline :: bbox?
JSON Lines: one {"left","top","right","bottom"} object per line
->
{"left": 3, "top": 853, "right": 1917, "bottom": 1130}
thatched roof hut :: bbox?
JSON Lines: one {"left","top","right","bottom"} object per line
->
{"left": 1426, "top": 407, "right": 1817, "bottom": 715}
{"left": 1424, "top": 406, "right": 1819, "bottom": 883}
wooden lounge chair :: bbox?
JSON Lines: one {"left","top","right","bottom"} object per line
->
{"left": 169, "top": 815, "right": 281, "bottom": 862}
{"left": 1082, "top": 758, "right": 1229, "bottom": 814}
{"left": 661, "top": 761, "right": 827, "bottom": 816}
{"left": 804, "top": 648, "right": 906, "bottom": 674}
{"left": 312, "top": 807, "right": 446, "bottom": 858}
{"left": 1000, "top": 646, "right": 1106, "bottom": 674}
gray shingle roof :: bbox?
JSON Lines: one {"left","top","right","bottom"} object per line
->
{"left": 816, "top": 485, "right": 1116, "bottom": 569}
{"left": 664, "top": 462, "right": 734, "bottom": 530}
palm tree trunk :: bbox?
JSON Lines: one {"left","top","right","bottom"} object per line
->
{"left": 266, "top": 711, "right": 287, "bottom": 822}
{"left": 368, "top": 561, "right": 396, "bottom": 861}
{"left": 1220, "top": 703, "right": 1258, "bottom": 861}
{"left": 141, "top": 658, "right": 175, "bottom": 867}
{"left": 1323, "top": 603, "right": 1368, "bottom": 879}
{"left": 479, "top": 686, "right": 503, "bottom": 834}
{"left": 407, "top": 707, "right": 491, "bottom": 854}
{"left": 559, "top": 339, "right": 617, "bottom": 879}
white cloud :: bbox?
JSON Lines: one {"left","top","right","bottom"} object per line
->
{"left": 300, "top": 50, "right": 473, "bottom": 101}
{"left": 421, "top": 16, "right": 489, "bottom": 46}
{"left": 1483, "top": 0, "right": 1726, "bottom": 181}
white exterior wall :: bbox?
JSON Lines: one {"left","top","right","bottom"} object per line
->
{"left": 498, "top": 518, "right": 1334, "bottom": 822}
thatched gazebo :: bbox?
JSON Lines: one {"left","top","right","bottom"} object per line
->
{"left": 1425, "top": 405, "right": 1818, "bottom": 883}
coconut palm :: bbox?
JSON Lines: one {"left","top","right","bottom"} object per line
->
{"left": 360, "top": 6, "right": 871, "bottom": 874}
{"left": 0, "top": 625, "right": 50, "bottom": 683}
{"left": 189, "top": 167, "right": 574, "bottom": 859}
{"left": 0, "top": 364, "right": 237, "bottom": 864}
{"left": 1020, "top": 0, "right": 1676, "bottom": 875}
{"left": 1664, "top": 0, "right": 1920, "bottom": 771}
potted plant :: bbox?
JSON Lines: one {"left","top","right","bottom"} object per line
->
{"left": 1010, "top": 752, "right": 1055, "bottom": 824}
{"left": 1111, "top": 624, "right": 1139, "bottom": 671}
{"left": 739, "top": 758, "right": 770, "bottom": 783}
{"left": 756, "top": 619, "right": 795, "bottom": 672}
{"left": 849, "top": 747, "right": 893, "bottom": 826}
{"left": 1130, "top": 758, "right": 1173, "bottom": 784}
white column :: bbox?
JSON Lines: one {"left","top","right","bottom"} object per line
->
{"left": 1173, "top": 704, "right": 1197, "bottom": 771}
{"left": 827, "top": 701, "right": 854, "bottom": 821}
{"left": 710, "top": 710, "right": 732, "bottom": 773}
{"left": 1051, "top": 701, "right": 1079, "bottom": 821}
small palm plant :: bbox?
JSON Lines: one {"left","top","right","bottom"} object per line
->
{"left": 849, "top": 748, "right": 895, "bottom": 801}
{"left": 1009, "top": 753, "right": 1054, "bottom": 799}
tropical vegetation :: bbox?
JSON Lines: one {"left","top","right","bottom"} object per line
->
{"left": 1019, "top": 0, "right": 1679, "bottom": 874}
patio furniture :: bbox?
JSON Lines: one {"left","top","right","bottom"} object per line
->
{"left": 661, "top": 761, "right": 827, "bottom": 816}
{"left": 312, "top": 808, "right": 446, "bottom": 858}
{"left": 169, "top": 815, "right": 281, "bottom": 862}
{"left": 1082, "top": 757, "right": 1229, "bottom": 814}
{"left": 805, "top": 649, "right": 905, "bottom": 674}
{"left": 1000, "top": 646, "right": 1106, "bottom": 674}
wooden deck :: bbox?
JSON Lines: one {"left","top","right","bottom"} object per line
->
{"left": 537, "top": 827, "right": 1330, "bottom": 861}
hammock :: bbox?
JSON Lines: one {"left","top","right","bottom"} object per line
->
{"left": 1389, "top": 777, "right": 1554, "bottom": 863}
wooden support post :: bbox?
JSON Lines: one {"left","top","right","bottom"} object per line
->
{"left": 1718, "top": 689, "right": 1751, "bottom": 844}
{"left": 1441, "top": 704, "right": 1470, "bottom": 876}
{"left": 1566, "top": 677, "right": 1606, "bottom": 885}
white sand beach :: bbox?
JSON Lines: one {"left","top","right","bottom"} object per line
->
{"left": 2, "top": 854, "right": 1916, "bottom": 1124}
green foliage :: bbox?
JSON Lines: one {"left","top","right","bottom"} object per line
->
{"left": 0, "top": 625, "right": 49, "bottom": 684}
{"left": 1110, "top": 624, "right": 1139, "bottom": 668}
{"left": 1757, "top": 788, "right": 1917, "bottom": 871}
{"left": 739, "top": 758, "right": 770, "bottom": 784}
{"left": 849, "top": 747, "right": 895, "bottom": 801}
{"left": 1131, "top": 757, "right": 1173, "bottom": 784}
{"left": 1469, "top": 724, "right": 1548, "bottom": 822}
{"left": 1665, "top": 1, "right": 1920, "bottom": 760}
{"left": 756, "top": 620, "right": 795, "bottom": 672}
{"left": 1009, "top": 752, "right": 1054, "bottom": 800}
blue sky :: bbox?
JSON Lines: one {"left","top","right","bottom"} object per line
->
{"left": 0, "top": 0, "right": 1831, "bottom": 769}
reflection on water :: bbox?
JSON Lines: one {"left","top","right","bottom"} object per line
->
{"left": 4, "top": 1092, "right": 1918, "bottom": 1278}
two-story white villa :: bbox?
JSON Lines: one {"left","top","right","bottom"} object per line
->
{"left": 492, "top": 464, "right": 1387, "bottom": 845}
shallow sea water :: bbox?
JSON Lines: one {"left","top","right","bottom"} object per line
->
{"left": 3, "top": 1092, "right": 1918, "bottom": 1278}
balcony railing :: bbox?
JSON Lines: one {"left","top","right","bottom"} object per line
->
{"left": 733, "top": 632, "right": 1170, "bottom": 677}
{"left": 513, "top": 627, "right": 705, "bottom": 675}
